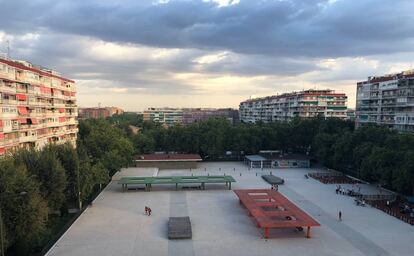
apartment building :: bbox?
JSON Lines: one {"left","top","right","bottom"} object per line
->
{"left": 143, "top": 108, "right": 240, "bottom": 126}
{"left": 143, "top": 108, "right": 183, "bottom": 126}
{"left": 0, "top": 57, "right": 78, "bottom": 155}
{"left": 356, "top": 70, "right": 414, "bottom": 132}
{"left": 78, "top": 107, "right": 124, "bottom": 119}
{"left": 182, "top": 108, "right": 239, "bottom": 125}
{"left": 239, "top": 89, "right": 348, "bottom": 123}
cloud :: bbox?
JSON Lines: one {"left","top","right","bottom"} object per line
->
{"left": 1, "top": 0, "right": 414, "bottom": 110}
{"left": 1, "top": 0, "right": 414, "bottom": 57}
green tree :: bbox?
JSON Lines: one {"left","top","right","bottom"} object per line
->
{"left": 0, "top": 157, "right": 47, "bottom": 252}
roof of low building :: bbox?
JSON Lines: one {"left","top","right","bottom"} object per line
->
{"left": 266, "top": 154, "right": 311, "bottom": 160}
{"left": 245, "top": 155, "right": 267, "bottom": 161}
{"left": 134, "top": 153, "right": 202, "bottom": 162}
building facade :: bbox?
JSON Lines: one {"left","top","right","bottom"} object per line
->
{"left": 239, "top": 89, "right": 348, "bottom": 123}
{"left": 143, "top": 108, "right": 183, "bottom": 126}
{"left": 356, "top": 70, "right": 414, "bottom": 132}
{"left": 0, "top": 57, "right": 77, "bottom": 155}
{"left": 78, "top": 107, "right": 124, "bottom": 119}
{"left": 182, "top": 108, "right": 239, "bottom": 125}
{"left": 143, "top": 108, "right": 239, "bottom": 126}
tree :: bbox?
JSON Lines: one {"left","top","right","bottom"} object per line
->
{"left": 55, "top": 143, "right": 80, "bottom": 203}
{"left": 36, "top": 146, "right": 67, "bottom": 210}
{"left": 0, "top": 157, "right": 47, "bottom": 253}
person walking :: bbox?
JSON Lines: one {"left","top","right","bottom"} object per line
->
{"left": 338, "top": 211, "right": 342, "bottom": 221}
{"left": 145, "top": 206, "right": 148, "bottom": 215}
{"left": 148, "top": 207, "right": 152, "bottom": 216}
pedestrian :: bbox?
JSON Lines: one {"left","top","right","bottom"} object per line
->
{"left": 338, "top": 211, "right": 342, "bottom": 221}
{"left": 148, "top": 207, "right": 152, "bottom": 216}
{"left": 144, "top": 206, "right": 148, "bottom": 215}
{"left": 275, "top": 184, "right": 279, "bottom": 191}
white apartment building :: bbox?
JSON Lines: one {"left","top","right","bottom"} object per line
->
{"left": 240, "top": 89, "right": 348, "bottom": 123}
{"left": 356, "top": 70, "right": 414, "bottom": 132}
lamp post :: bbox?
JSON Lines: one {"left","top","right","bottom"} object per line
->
{"left": 0, "top": 191, "right": 27, "bottom": 256}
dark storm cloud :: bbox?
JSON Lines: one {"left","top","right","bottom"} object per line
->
{"left": 1, "top": 0, "right": 414, "bottom": 58}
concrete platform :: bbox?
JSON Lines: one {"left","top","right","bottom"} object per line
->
{"left": 47, "top": 162, "right": 414, "bottom": 256}
{"left": 168, "top": 217, "right": 192, "bottom": 239}
{"left": 262, "top": 174, "right": 285, "bottom": 185}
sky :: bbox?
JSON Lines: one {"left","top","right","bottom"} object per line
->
{"left": 1, "top": 0, "right": 414, "bottom": 111}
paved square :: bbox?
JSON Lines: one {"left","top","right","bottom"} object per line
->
{"left": 47, "top": 162, "right": 414, "bottom": 256}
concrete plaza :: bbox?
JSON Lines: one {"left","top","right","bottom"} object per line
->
{"left": 47, "top": 162, "right": 414, "bottom": 256}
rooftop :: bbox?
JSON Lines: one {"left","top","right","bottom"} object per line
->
{"left": 46, "top": 162, "right": 414, "bottom": 256}
{"left": 0, "top": 57, "right": 74, "bottom": 83}
{"left": 240, "top": 89, "right": 346, "bottom": 104}
{"left": 134, "top": 154, "right": 202, "bottom": 162}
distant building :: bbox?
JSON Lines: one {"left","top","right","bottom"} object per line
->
{"left": 346, "top": 109, "right": 356, "bottom": 121}
{"left": 182, "top": 108, "right": 239, "bottom": 125}
{"left": 143, "top": 107, "right": 239, "bottom": 126}
{"left": 0, "top": 57, "right": 77, "bottom": 155}
{"left": 78, "top": 107, "right": 124, "bottom": 119}
{"left": 143, "top": 108, "right": 183, "bottom": 126}
{"left": 239, "top": 89, "right": 348, "bottom": 123}
{"left": 356, "top": 70, "right": 414, "bottom": 132}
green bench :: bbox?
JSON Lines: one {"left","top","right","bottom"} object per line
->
{"left": 118, "top": 175, "right": 236, "bottom": 192}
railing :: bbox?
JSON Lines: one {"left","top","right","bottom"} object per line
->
{"left": 1, "top": 99, "right": 17, "bottom": 105}
{"left": 3, "top": 138, "right": 19, "bottom": 145}
{"left": 0, "top": 85, "right": 16, "bottom": 93}
{"left": 19, "top": 135, "right": 37, "bottom": 143}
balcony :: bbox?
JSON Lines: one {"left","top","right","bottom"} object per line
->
{"left": 0, "top": 85, "right": 16, "bottom": 93}
{"left": 53, "top": 102, "right": 66, "bottom": 107}
{"left": 3, "top": 138, "right": 19, "bottom": 146}
{"left": 1, "top": 99, "right": 17, "bottom": 105}
{"left": 67, "top": 119, "right": 78, "bottom": 125}
{"left": 19, "top": 135, "right": 37, "bottom": 143}
{"left": 17, "top": 100, "right": 29, "bottom": 106}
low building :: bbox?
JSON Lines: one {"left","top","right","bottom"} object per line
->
{"left": 244, "top": 154, "right": 310, "bottom": 169}
{"left": 134, "top": 153, "right": 202, "bottom": 169}
{"left": 78, "top": 107, "right": 124, "bottom": 119}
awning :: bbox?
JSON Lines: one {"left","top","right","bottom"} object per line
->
{"left": 19, "top": 118, "right": 28, "bottom": 124}
{"left": 16, "top": 93, "right": 27, "bottom": 101}
{"left": 63, "top": 91, "right": 71, "bottom": 96}
{"left": 0, "top": 148, "right": 5, "bottom": 155}
{"left": 17, "top": 106, "right": 28, "bottom": 115}
{"left": 59, "top": 117, "right": 66, "bottom": 122}
{"left": 30, "top": 118, "right": 38, "bottom": 125}
{"left": 0, "top": 120, "right": 3, "bottom": 128}
{"left": 0, "top": 133, "right": 4, "bottom": 140}
{"left": 59, "top": 108, "right": 65, "bottom": 113}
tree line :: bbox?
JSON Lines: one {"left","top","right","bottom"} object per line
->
{"left": 0, "top": 118, "right": 133, "bottom": 255}
{"left": 130, "top": 116, "right": 414, "bottom": 195}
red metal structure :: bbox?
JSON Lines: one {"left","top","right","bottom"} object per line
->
{"left": 234, "top": 189, "right": 320, "bottom": 238}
